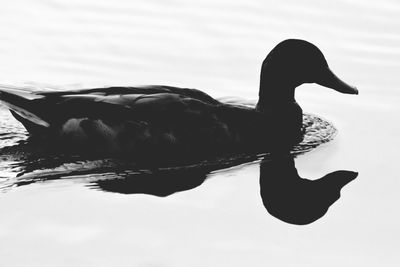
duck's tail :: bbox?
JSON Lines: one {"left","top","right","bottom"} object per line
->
{"left": 0, "top": 86, "right": 50, "bottom": 135}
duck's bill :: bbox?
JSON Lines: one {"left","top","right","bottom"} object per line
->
{"left": 318, "top": 67, "right": 358, "bottom": 95}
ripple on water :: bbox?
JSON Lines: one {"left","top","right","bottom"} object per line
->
{"left": 294, "top": 113, "right": 336, "bottom": 154}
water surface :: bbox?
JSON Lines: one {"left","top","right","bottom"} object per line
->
{"left": 0, "top": 0, "right": 399, "bottom": 266}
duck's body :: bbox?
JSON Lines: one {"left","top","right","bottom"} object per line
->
{"left": 1, "top": 85, "right": 277, "bottom": 163}
{"left": 0, "top": 39, "right": 357, "bottom": 164}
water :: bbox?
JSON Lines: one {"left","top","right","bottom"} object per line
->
{"left": 0, "top": 0, "right": 399, "bottom": 266}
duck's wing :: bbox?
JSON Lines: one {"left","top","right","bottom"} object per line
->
{"left": 38, "top": 85, "right": 220, "bottom": 105}
{"left": 0, "top": 85, "right": 222, "bottom": 137}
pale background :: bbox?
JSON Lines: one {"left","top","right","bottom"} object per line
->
{"left": 0, "top": 0, "right": 399, "bottom": 266}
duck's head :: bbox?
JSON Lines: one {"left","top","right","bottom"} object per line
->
{"left": 258, "top": 39, "right": 358, "bottom": 109}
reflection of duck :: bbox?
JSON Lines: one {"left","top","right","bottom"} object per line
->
{"left": 260, "top": 154, "right": 358, "bottom": 225}
{"left": 92, "top": 168, "right": 209, "bottom": 197}
{"left": 0, "top": 39, "right": 357, "bottom": 164}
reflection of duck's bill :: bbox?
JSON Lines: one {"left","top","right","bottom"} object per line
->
{"left": 325, "top": 170, "right": 358, "bottom": 189}
{"left": 317, "top": 67, "right": 359, "bottom": 95}
{"left": 337, "top": 170, "right": 359, "bottom": 186}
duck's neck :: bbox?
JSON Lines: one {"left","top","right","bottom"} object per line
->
{"left": 256, "top": 75, "right": 297, "bottom": 113}
{"left": 255, "top": 72, "right": 304, "bottom": 148}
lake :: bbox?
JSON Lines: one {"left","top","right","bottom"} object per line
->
{"left": 0, "top": 0, "right": 399, "bottom": 266}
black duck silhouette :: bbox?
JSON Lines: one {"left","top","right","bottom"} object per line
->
{"left": 0, "top": 39, "right": 357, "bottom": 165}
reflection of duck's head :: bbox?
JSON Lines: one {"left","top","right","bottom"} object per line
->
{"left": 257, "top": 39, "right": 358, "bottom": 112}
{"left": 260, "top": 154, "right": 358, "bottom": 225}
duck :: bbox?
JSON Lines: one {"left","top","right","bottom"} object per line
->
{"left": 0, "top": 39, "right": 358, "bottom": 165}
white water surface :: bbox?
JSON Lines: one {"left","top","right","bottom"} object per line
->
{"left": 0, "top": 0, "right": 399, "bottom": 266}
